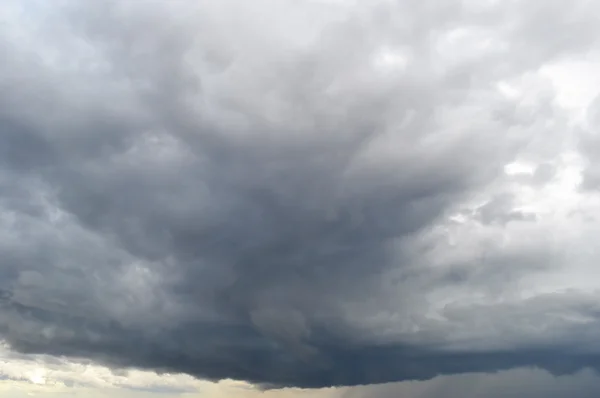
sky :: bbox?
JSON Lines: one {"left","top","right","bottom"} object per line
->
{"left": 2, "top": 0, "right": 600, "bottom": 396}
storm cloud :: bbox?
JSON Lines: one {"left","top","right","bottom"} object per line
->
{"left": 2, "top": 0, "right": 600, "bottom": 389}
{"left": 341, "top": 368, "right": 600, "bottom": 398}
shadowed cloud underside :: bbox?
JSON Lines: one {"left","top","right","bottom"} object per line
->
{"left": 2, "top": 0, "right": 600, "bottom": 389}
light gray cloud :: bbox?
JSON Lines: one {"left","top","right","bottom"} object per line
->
{"left": 1, "top": 0, "right": 600, "bottom": 389}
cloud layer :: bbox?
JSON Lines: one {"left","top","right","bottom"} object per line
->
{"left": 2, "top": 0, "right": 600, "bottom": 389}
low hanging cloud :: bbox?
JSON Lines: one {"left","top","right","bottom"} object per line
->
{"left": 340, "top": 368, "right": 600, "bottom": 398}
{"left": 2, "top": 0, "right": 600, "bottom": 389}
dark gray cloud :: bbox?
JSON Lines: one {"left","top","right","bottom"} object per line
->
{"left": 1, "top": 0, "right": 600, "bottom": 389}
{"left": 341, "top": 368, "right": 600, "bottom": 398}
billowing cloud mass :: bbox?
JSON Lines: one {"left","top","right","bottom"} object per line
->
{"left": 2, "top": 0, "right": 600, "bottom": 390}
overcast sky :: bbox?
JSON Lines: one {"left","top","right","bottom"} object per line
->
{"left": 2, "top": 0, "right": 600, "bottom": 396}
